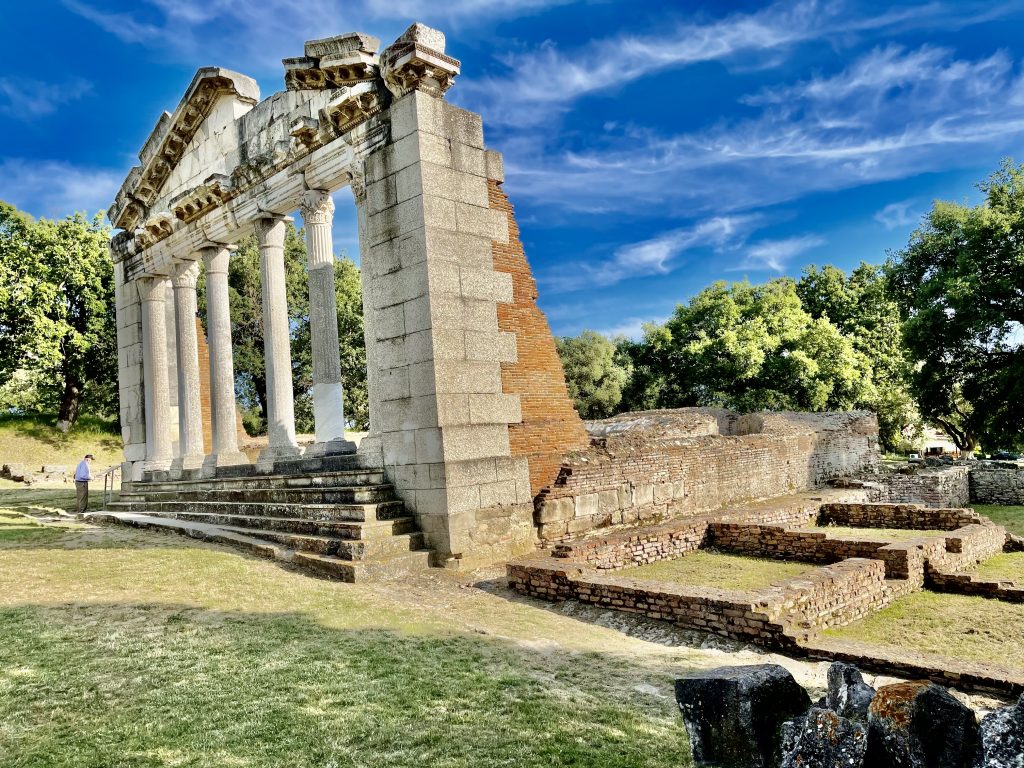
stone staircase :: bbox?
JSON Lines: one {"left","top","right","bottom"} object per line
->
{"left": 91, "top": 455, "right": 434, "bottom": 582}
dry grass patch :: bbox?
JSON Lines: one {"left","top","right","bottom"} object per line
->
{"left": 0, "top": 496, "right": 696, "bottom": 768}
{"left": 974, "top": 552, "right": 1024, "bottom": 585}
{"left": 973, "top": 504, "right": 1024, "bottom": 537}
{"left": 824, "top": 591, "right": 1024, "bottom": 671}
{"left": 623, "top": 551, "right": 817, "bottom": 591}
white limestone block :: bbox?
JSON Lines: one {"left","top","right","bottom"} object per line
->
{"left": 441, "top": 424, "right": 510, "bottom": 462}
{"left": 468, "top": 393, "right": 521, "bottom": 425}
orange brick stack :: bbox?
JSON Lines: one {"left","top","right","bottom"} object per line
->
{"left": 489, "top": 180, "right": 589, "bottom": 497}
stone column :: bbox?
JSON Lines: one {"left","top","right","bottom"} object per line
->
{"left": 169, "top": 260, "right": 205, "bottom": 476}
{"left": 137, "top": 275, "right": 173, "bottom": 474}
{"left": 256, "top": 216, "right": 300, "bottom": 469}
{"left": 301, "top": 190, "right": 355, "bottom": 455}
{"left": 201, "top": 245, "right": 249, "bottom": 474}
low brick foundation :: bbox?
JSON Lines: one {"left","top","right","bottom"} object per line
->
{"left": 970, "top": 463, "right": 1024, "bottom": 505}
{"left": 927, "top": 568, "right": 1024, "bottom": 602}
{"left": 819, "top": 501, "right": 983, "bottom": 530}
{"left": 536, "top": 410, "right": 879, "bottom": 542}
{"left": 870, "top": 466, "right": 970, "bottom": 507}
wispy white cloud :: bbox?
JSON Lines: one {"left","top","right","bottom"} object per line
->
{"left": 0, "top": 159, "right": 121, "bottom": 220}
{"left": 729, "top": 235, "right": 825, "bottom": 272}
{"left": 503, "top": 43, "right": 1024, "bottom": 216}
{"left": 62, "top": 0, "right": 567, "bottom": 70}
{"left": 0, "top": 76, "right": 93, "bottom": 118}
{"left": 594, "top": 316, "right": 664, "bottom": 341}
{"left": 541, "top": 215, "right": 761, "bottom": 292}
{"left": 874, "top": 199, "right": 920, "bottom": 230}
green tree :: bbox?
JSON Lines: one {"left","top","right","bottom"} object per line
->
{"left": 886, "top": 160, "right": 1024, "bottom": 454}
{"left": 556, "top": 330, "right": 631, "bottom": 419}
{"left": 620, "top": 279, "right": 874, "bottom": 414}
{"left": 0, "top": 202, "right": 116, "bottom": 431}
{"left": 797, "top": 263, "right": 917, "bottom": 450}
{"left": 199, "top": 223, "right": 368, "bottom": 435}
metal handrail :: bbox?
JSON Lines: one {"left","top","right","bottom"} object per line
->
{"left": 102, "top": 465, "right": 120, "bottom": 507}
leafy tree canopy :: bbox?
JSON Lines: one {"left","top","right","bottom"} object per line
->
{"left": 556, "top": 330, "right": 631, "bottom": 419}
{"left": 0, "top": 202, "right": 116, "bottom": 430}
{"left": 886, "top": 159, "right": 1024, "bottom": 453}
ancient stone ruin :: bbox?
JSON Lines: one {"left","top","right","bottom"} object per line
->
{"left": 103, "top": 24, "right": 588, "bottom": 575}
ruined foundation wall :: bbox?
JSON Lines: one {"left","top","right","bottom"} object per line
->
{"left": 489, "top": 181, "right": 589, "bottom": 496}
{"left": 535, "top": 410, "right": 879, "bottom": 542}
{"left": 969, "top": 464, "right": 1024, "bottom": 505}
{"left": 872, "top": 466, "right": 970, "bottom": 508}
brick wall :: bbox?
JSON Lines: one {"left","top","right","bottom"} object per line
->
{"left": 969, "top": 464, "right": 1024, "bottom": 505}
{"left": 870, "top": 466, "right": 970, "bottom": 507}
{"left": 818, "top": 502, "right": 983, "bottom": 530}
{"left": 489, "top": 180, "right": 590, "bottom": 496}
{"left": 535, "top": 411, "right": 879, "bottom": 542}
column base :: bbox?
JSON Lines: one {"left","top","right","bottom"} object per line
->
{"left": 256, "top": 443, "right": 302, "bottom": 473}
{"left": 201, "top": 451, "right": 251, "bottom": 479}
{"left": 142, "top": 457, "right": 173, "bottom": 483}
{"left": 170, "top": 454, "right": 206, "bottom": 480}
{"left": 303, "top": 438, "right": 357, "bottom": 458}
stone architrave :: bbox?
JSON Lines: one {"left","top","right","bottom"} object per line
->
{"left": 255, "top": 216, "right": 301, "bottom": 468}
{"left": 137, "top": 276, "right": 173, "bottom": 473}
{"left": 169, "top": 260, "right": 206, "bottom": 475}
{"left": 201, "top": 245, "right": 249, "bottom": 473}
{"left": 300, "top": 189, "right": 355, "bottom": 456}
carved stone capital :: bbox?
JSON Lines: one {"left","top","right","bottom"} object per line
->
{"left": 170, "top": 259, "right": 200, "bottom": 290}
{"left": 301, "top": 189, "right": 335, "bottom": 225}
{"left": 136, "top": 275, "right": 169, "bottom": 303}
{"left": 380, "top": 24, "right": 459, "bottom": 99}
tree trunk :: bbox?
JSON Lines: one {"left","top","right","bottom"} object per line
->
{"left": 56, "top": 377, "right": 83, "bottom": 433}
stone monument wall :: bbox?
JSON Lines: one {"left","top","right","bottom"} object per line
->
{"left": 969, "top": 463, "right": 1024, "bottom": 505}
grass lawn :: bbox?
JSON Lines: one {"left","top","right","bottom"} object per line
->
{"left": 623, "top": 551, "right": 816, "bottom": 591}
{"left": 973, "top": 504, "right": 1024, "bottom": 537}
{"left": 825, "top": 591, "right": 1024, "bottom": 670}
{"left": 975, "top": 552, "right": 1024, "bottom": 585}
{"left": 806, "top": 524, "right": 949, "bottom": 541}
{"left": 0, "top": 493, "right": 697, "bottom": 768}
{"left": 0, "top": 413, "right": 122, "bottom": 473}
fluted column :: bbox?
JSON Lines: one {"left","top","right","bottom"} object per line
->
{"left": 201, "top": 245, "right": 249, "bottom": 474}
{"left": 169, "top": 260, "right": 205, "bottom": 476}
{"left": 137, "top": 275, "right": 173, "bottom": 473}
{"left": 301, "top": 190, "right": 355, "bottom": 455}
{"left": 256, "top": 215, "right": 300, "bottom": 469}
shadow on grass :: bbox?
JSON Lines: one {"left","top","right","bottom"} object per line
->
{"left": 0, "top": 600, "right": 693, "bottom": 768}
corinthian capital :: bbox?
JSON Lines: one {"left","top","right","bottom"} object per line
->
{"left": 301, "top": 189, "right": 335, "bottom": 225}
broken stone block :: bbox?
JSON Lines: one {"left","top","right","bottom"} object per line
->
{"left": 675, "top": 664, "right": 811, "bottom": 767}
{"left": 780, "top": 707, "right": 868, "bottom": 768}
{"left": 866, "top": 681, "right": 978, "bottom": 768}
{"left": 826, "top": 662, "right": 875, "bottom": 721}
{"left": 976, "top": 693, "right": 1024, "bottom": 768}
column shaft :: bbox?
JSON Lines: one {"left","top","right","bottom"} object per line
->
{"left": 138, "top": 276, "right": 173, "bottom": 472}
{"left": 256, "top": 217, "right": 300, "bottom": 463}
{"left": 202, "top": 246, "right": 248, "bottom": 471}
{"left": 301, "top": 190, "right": 349, "bottom": 448}
{"left": 171, "top": 260, "right": 205, "bottom": 473}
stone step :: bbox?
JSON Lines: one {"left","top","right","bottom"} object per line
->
{"left": 86, "top": 512, "right": 289, "bottom": 559}
{"left": 221, "top": 527, "right": 426, "bottom": 560}
{"left": 118, "top": 484, "right": 396, "bottom": 506}
{"left": 108, "top": 499, "right": 404, "bottom": 522}
{"left": 291, "top": 550, "right": 434, "bottom": 583}
{"left": 165, "top": 511, "right": 419, "bottom": 539}
{"left": 271, "top": 454, "right": 367, "bottom": 475}
{"left": 123, "top": 468, "right": 387, "bottom": 494}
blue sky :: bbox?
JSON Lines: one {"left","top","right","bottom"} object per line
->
{"left": 2, "top": 1, "right": 1024, "bottom": 338}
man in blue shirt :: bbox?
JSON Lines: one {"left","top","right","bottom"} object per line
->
{"left": 74, "top": 454, "right": 94, "bottom": 515}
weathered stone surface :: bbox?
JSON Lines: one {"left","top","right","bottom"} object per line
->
{"left": 675, "top": 664, "right": 811, "bottom": 768}
{"left": 976, "top": 694, "right": 1024, "bottom": 768}
{"left": 827, "top": 662, "right": 876, "bottom": 721}
{"left": 867, "top": 681, "right": 978, "bottom": 768}
{"left": 781, "top": 707, "right": 868, "bottom": 768}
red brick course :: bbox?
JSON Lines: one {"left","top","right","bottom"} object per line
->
{"left": 489, "top": 180, "right": 589, "bottom": 496}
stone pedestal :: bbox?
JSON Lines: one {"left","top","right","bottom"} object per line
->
{"left": 201, "top": 245, "right": 249, "bottom": 475}
{"left": 170, "top": 260, "right": 206, "bottom": 477}
{"left": 301, "top": 190, "right": 356, "bottom": 456}
{"left": 255, "top": 216, "right": 301, "bottom": 470}
{"left": 137, "top": 276, "right": 173, "bottom": 473}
